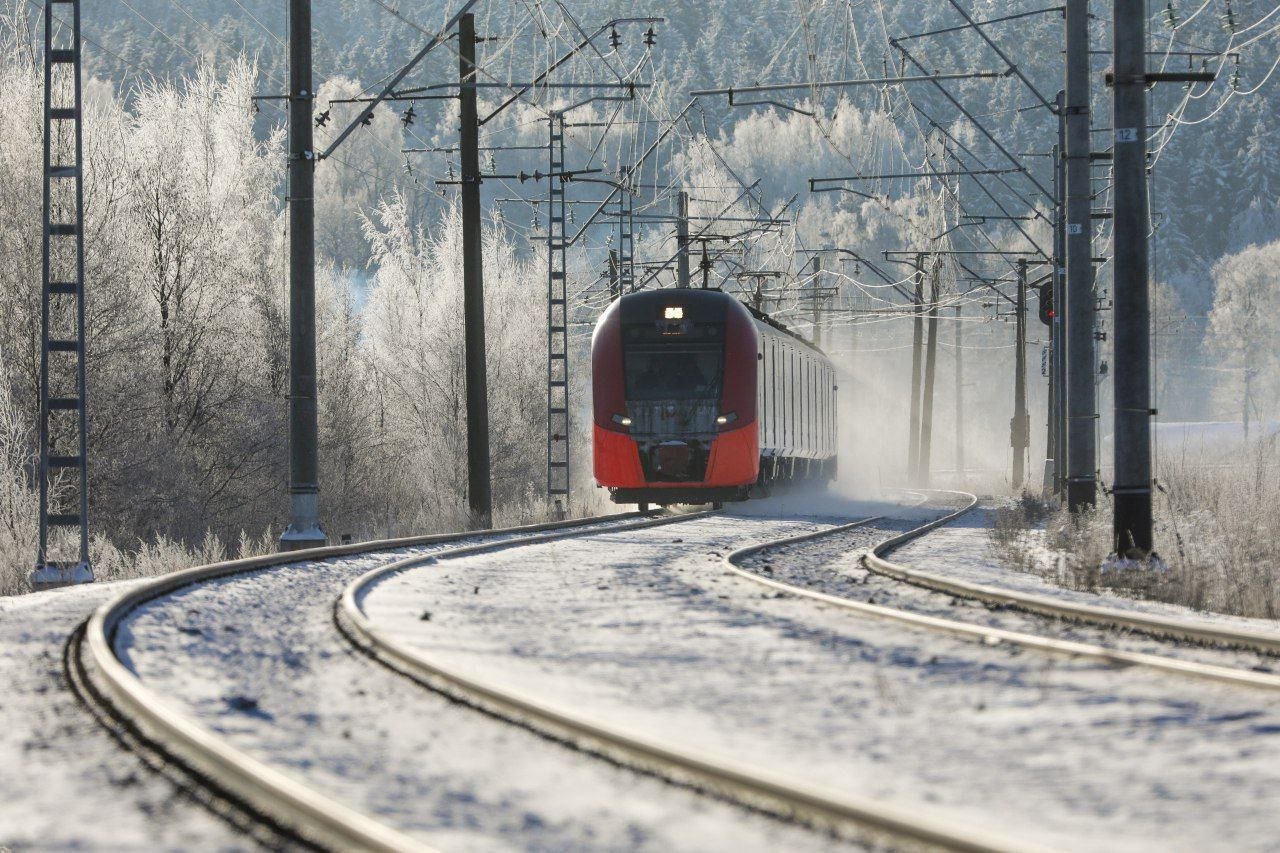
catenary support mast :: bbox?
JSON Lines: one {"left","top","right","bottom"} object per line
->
{"left": 1111, "top": 0, "right": 1153, "bottom": 554}
{"left": 281, "top": 0, "right": 325, "bottom": 549}
{"left": 676, "top": 190, "right": 691, "bottom": 288}
{"left": 1065, "top": 0, "right": 1098, "bottom": 511}
{"left": 917, "top": 260, "right": 940, "bottom": 487}
{"left": 32, "top": 0, "right": 93, "bottom": 587}
{"left": 1012, "top": 259, "right": 1029, "bottom": 490}
{"left": 906, "top": 253, "right": 925, "bottom": 483}
{"left": 954, "top": 304, "right": 965, "bottom": 481}
{"left": 459, "top": 12, "right": 493, "bottom": 528}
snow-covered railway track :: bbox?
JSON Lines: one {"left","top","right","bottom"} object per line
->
{"left": 69, "top": 510, "right": 657, "bottom": 852}
{"left": 865, "top": 491, "right": 1280, "bottom": 657}
{"left": 339, "top": 512, "right": 1031, "bottom": 853}
{"left": 726, "top": 493, "right": 1280, "bottom": 690}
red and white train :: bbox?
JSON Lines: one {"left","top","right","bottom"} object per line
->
{"left": 591, "top": 288, "right": 837, "bottom": 507}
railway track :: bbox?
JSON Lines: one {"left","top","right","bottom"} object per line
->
{"left": 725, "top": 492, "right": 1280, "bottom": 690}
{"left": 69, "top": 492, "right": 1280, "bottom": 851}
{"left": 70, "top": 509, "right": 664, "bottom": 852}
{"left": 339, "top": 508, "right": 1034, "bottom": 853}
{"left": 865, "top": 491, "right": 1280, "bottom": 656}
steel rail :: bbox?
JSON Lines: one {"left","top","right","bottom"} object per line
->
{"left": 340, "top": 514, "right": 1037, "bottom": 853}
{"left": 75, "top": 509, "right": 655, "bottom": 851}
{"left": 720, "top": 496, "right": 1280, "bottom": 690}
{"left": 866, "top": 491, "right": 1280, "bottom": 657}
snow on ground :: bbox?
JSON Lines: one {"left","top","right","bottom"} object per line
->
{"left": 359, "top": 496, "right": 1280, "bottom": 852}
{"left": 114, "top": 525, "right": 846, "bottom": 852}
{"left": 897, "top": 506, "right": 1280, "bottom": 632}
{"left": 0, "top": 580, "right": 246, "bottom": 849}
{"left": 757, "top": 508, "right": 1280, "bottom": 671}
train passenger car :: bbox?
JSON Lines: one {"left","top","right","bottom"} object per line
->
{"left": 591, "top": 288, "right": 836, "bottom": 507}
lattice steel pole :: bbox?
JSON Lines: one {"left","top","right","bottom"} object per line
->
{"left": 32, "top": 0, "right": 93, "bottom": 588}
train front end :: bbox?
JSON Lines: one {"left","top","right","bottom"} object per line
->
{"left": 591, "top": 289, "right": 759, "bottom": 506}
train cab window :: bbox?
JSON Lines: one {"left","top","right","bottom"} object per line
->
{"left": 624, "top": 344, "right": 722, "bottom": 401}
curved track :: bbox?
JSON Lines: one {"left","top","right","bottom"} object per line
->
{"left": 724, "top": 492, "right": 1280, "bottom": 689}
{"left": 72, "top": 511, "right": 660, "bottom": 852}
{"left": 339, "top": 510, "right": 1033, "bottom": 853}
{"left": 865, "top": 492, "right": 1280, "bottom": 655}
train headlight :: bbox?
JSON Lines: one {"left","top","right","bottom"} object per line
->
{"left": 612, "top": 413, "right": 632, "bottom": 427}
{"left": 663, "top": 305, "right": 684, "bottom": 320}
{"left": 716, "top": 412, "right": 737, "bottom": 425}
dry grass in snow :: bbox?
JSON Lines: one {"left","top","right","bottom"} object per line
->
{"left": 992, "top": 436, "right": 1280, "bottom": 620}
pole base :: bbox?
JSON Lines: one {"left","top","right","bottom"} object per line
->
{"left": 281, "top": 491, "right": 327, "bottom": 552}
{"left": 30, "top": 562, "right": 94, "bottom": 590}
{"left": 280, "top": 524, "right": 328, "bottom": 552}
{"left": 1066, "top": 479, "right": 1097, "bottom": 513}
{"left": 1101, "top": 551, "right": 1167, "bottom": 573}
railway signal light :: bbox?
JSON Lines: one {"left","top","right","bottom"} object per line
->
{"left": 1038, "top": 282, "right": 1055, "bottom": 325}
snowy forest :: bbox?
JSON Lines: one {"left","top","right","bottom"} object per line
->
{"left": 2, "top": 0, "right": 1279, "bottom": 590}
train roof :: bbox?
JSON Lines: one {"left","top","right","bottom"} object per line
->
{"left": 614, "top": 287, "right": 825, "bottom": 355}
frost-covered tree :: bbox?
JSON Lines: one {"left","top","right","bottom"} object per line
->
{"left": 1206, "top": 241, "right": 1280, "bottom": 429}
{"left": 361, "top": 197, "right": 547, "bottom": 529}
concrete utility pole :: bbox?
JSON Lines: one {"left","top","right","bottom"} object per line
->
{"left": 1064, "top": 0, "right": 1098, "bottom": 511}
{"left": 676, "top": 190, "right": 691, "bottom": 288}
{"left": 459, "top": 12, "right": 493, "bottom": 528}
{"left": 906, "top": 253, "right": 925, "bottom": 483}
{"left": 281, "top": 0, "right": 325, "bottom": 550}
{"left": 1111, "top": 0, "right": 1153, "bottom": 554}
{"left": 917, "top": 260, "right": 941, "bottom": 487}
{"left": 1050, "top": 103, "right": 1067, "bottom": 497}
{"left": 1012, "top": 259, "right": 1029, "bottom": 491}
{"left": 954, "top": 304, "right": 965, "bottom": 482}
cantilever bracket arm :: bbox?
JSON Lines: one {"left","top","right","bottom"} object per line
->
{"left": 320, "top": 0, "right": 478, "bottom": 160}
{"left": 479, "top": 17, "right": 663, "bottom": 125}
{"left": 727, "top": 88, "right": 814, "bottom": 116}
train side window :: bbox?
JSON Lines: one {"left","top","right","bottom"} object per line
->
{"left": 782, "top": 346, "right": 788, "bottom": 448}
{"left": 757, "top": 341, "right": 764, "bottom": 435}
{"left": 805, "top": 357, "right": 811, "bottom": 450}
{"left": 802, "top": 357, "right": 808, "bottom": 450}
{"left": 816, "top": 363, "right": 822, "bottom": 451}
{"left": 825, "top": 367, "right": 831, "bottom": 452}
{"left": 766, "top": 338, "right": 773, "bottom": 448}
{"left": 787, "top": 348, "right": 793, "bottom": 448}
{"left": 773, "top": 338, "right": 779, "bottom": 448}
{"left": 783, "top": 348, "right": 793, "bottom": 448}
{"left": 807, "top": 358, "right": 813, "bottom": 450}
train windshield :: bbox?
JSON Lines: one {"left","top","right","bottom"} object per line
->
{"left": 623, "top": 344, "right": 723, "bottom": 401}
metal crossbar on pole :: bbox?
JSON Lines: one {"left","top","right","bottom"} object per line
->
{"left": 33, "top": 0, "right": 92, "bottom": 588}
{"left": 812, "top": 170, "right": 1018, "bottom": 185}
{"left": 546, "top": 112, "right": 571, "bottom": 512}
{"left": 689, "top": 70, "right": 1008, "bottom": 97}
